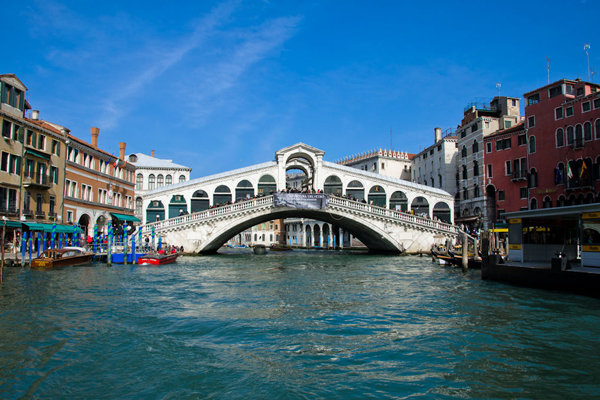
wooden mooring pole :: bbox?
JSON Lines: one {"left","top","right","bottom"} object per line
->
{"left": 461, "top": 232, "right": 468, "bottom": 273}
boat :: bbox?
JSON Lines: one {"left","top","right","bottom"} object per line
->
{"left": 137, "top": 252, "right": 179, "bottom": 265}
{"left": 253, "top": 244, "right": 267, "bottom": 255}
{"left": 31, "top": 247, "right": 95, "bottom": 268}
{"left": 270, "top": 243, "right": 292, "bottom": 251}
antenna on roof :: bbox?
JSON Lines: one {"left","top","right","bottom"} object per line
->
{"left": 545, "top": 55, "right": 551, "bottom": 84}
{"left": 592, "top": 67, "right": 596, "bottom": 83}
{"left": 584, "top": 43, "right": 591, "bottom": 81}
{"left": 390, "top": 126, "right": 392, "bottom": 150}
{"left": 496, "top": 82, "right": 501, "bottom": 96}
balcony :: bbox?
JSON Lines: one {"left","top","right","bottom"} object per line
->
{"left": 48, "top": 212, "right": 57, "bottom": 220}
{"left": 572, "top": 138, "right": 584, "bottom": 150}
{"left": 22, "top": 209, "right": 33, "bottom": 217}
{"left": 23, "top": 174, "right": 51, "bottom": 189}
{"left": 511, "top": 170, "right": 527, "bottom": 181}
{"left": 35, "top": 210, "right": 46, "bottom": 218}
{"left": 0, "top": 205, "right": 18, "bottom": 216}
{"left": 566, "top": 178, "right": 594, "bottom": 191}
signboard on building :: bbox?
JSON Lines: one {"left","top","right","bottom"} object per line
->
{"left": 273, "top": 193, "right": 329, "bottom": 210}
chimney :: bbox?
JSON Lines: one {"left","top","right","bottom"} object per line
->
{"left": 434, "top": 127, "right": 441, "bottom": 143}
{"left": 91, "top": 127, "right": 99, "bottom": 148}
{"left": 119, "top": 142, "right": 126, "bottom": 161}
{"left": 151, "top": 150, "right": 155, "bottom": 157}
{"left": 32, "top": 110, "right": 40, "bottom": 120}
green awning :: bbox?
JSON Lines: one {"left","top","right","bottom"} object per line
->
{"left": 1, "top": 220, "right": 23, "bottom": 228}
{"left": 22, "top": 222, "right": 83, "bottom": 233}
{"left": 111, "top": 213, "right": 141, "bottom": 222}
{"left": 25, "top": 149, "right": 51, "bottom": 160}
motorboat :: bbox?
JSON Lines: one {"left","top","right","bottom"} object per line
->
{"left": 31, "top": 247, "right": 95, "bottom": 268}
{"left": 137, "top": 252, "right": 179, "bottom": 265}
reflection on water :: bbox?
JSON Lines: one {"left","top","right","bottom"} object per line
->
{"left": 1, "top": 252, "right": 600, "bottom": 399}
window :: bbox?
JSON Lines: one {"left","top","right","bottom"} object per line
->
{"left": 576, "top": 87, "right": 584, "bottom": 97}
{"left": 136, "top": 174, "right": 143, "bottom": 190}
{"left": 597, "top": 119, "right": 600, "bottom": 140}
{"left": 498, "top": 190, "right": 505, "bottom": 201}
{"left": 582, "top": 102, "right": 591, "bottom": 113}
{"left": 471, "top": 122, "right": 478, "bottom": 133}
{"left": 505, "top": 161, "right": 512, "bottom": 175}
{"left": 584, "top": 122, "right": 592, "bottom": 141}
{"left": 565, "top": 106, "right": 573, "bottom": 117}
{"left": 38, "top": 134, "right": 46, "bottom": 151}
{"left": 556, "top": 128, "right": 564, "bottom": 147}
{"left": 555, "top": 107, "right": 563, "bottom": 120}
{"left": 67, "top": 211, "right": 73, "bottom": 223}
{"left": 520, "top": 187, "right": 527, "bottom": 199}
{"left": 472, "top": 141, "right": 479, "bottom": 153}
{"left": 549, "top": 86, "right": 563, "bottom": 98}
{"left": 474, "top": 185, "right": 480, "bottom": 198}
{"left": 555, "top": 163, "right": 565, "bottom": 184}
{"left": 530, "top": 198, "right": 538, "bottom": 210}
{"left": 462, "top": 166, "right": 467, "bottom": 179}
{"left": 487, "top": 164, "right": 493, "bottom": 178}
{"left": 575, "top": 125, "right": 583, "bottom": 148}
{"left": 473, "top": 160, "right": 479, "bottom": 176}
{"left": 166, "top": 175, "right": 172, "bottom": 185}
{"left": 463, "top": 188, "right": 469, "bottom": 200}
{"left": 148, "top": 174, "right": 155, "bottom": 190}
{"left": 529, "top": 168, "right": 538, "bottom": 188}
{"left": 529, "top": 136, "right": 536, "bottom": 154}
{"left": 157, "top": 174, "right": 164, "bottom": 188}
{"left": 50, "top": 166, "right": 59, "bottom": 184}
{"left": 527, "top": 93, "right": 540, "bottom": 105}
{"left": 512, "top": 99, "right": 517, "bottom": 106}
{"left": 462, "top": 146, "right": 467, "bottom": 158}
{"left": 23, "top": 191, "right": 31, "bottom": 211}
{"left": 382, "top": 163, "right": 385, "bottom": 170}
{"left": 518, "top": 134, "right": 527, "bottom": 146}
{"left": 179, "top": 175, "right": 186, "bottom": 183}
{"left": 528, "top": 116, "right": 535, "bottom": 128}
{"left": 505, "top": 120, "right": 512, "bottom": 129}
{"left": 36, "top": 193, "right": 43, "bottom": 213}
{"left": 486, "top": 142, "right": 492, "bottom": 153}
{"left": 460, "top": 130, "right": 466, "bottom": 138}
{"left": 595, "top": 98, "right": 600, "bottom": 109}
{"left": 567, "top": 126, "right": 574, "bottom": 145}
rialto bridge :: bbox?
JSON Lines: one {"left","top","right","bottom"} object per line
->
{"left": 140, "top": 143, "right": 458, "bottom": 253}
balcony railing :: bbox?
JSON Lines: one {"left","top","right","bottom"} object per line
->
{"left": 511, "top": 170, "right": 527, "bottom": 181}
{"left": 566, "top": 178, "right": 594, "bottom": 190}
{"left": 23, "top": 209, "right": 33, "bottom": 217}
{"left": 35, "top": 210, "right": 46, "bottom": 218}
{"left": 0, "top": 205, "right": 18, "bottom": 215}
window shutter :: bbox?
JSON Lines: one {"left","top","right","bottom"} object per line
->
{"left": 16, "top": 156, "right": 21, "bottom": 174}
{"left": 17, "top": 126, "right": 24, "bottom": 142}
{"left": 56, "top": 142, "right": 60, "bottom": 156}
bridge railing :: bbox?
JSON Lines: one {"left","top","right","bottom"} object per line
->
{"left": 142, "top": 194, "right": 458, "bottom": 237}
{"left": 328, "top": 196, "right": 458, "bottom": 235}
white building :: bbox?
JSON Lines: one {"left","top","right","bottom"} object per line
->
{"left": 336, "top": 149, "right": 413, "bottom": 181}
{"left": 126, "top": 150, "right": 192, "bottom": 221}
{"left": 455, "top": 96, "right": 522, "bottom": 228}
{"left": 411, "top": 127, "right": 459, "bottom": 210}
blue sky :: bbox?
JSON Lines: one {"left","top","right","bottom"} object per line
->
{"left": 4, "top": 0, "right": 599, "bottom": 177}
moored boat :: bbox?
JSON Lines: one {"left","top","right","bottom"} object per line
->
{"left": 270, "top": 243, "right": 292, "bottom": 251}
{"left": 137, "top": 253, "right": 179, "bottom": 265}
{"left": 31, "top": 247, "right": 95, "bottom": 268}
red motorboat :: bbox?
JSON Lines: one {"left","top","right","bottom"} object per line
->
{"left": 137, "top": 253, "right": 179, "bottom": 265}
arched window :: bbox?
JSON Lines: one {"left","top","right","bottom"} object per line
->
{"left": 462, "top": 166, "right": 467, "bottom": 179}
{"left": 543, "top": 196, "right": 552, "bottom": 209}
{"left": 166, "top": 175, "right": 172, "bottom": 185}
{"left": 530, "top": 198, "right": 538, "bottom": 210}
{"left": 584, "top": 122, "right": 592, "bottom": 141}
{"left": 472, "top": 140, "right": 479, "bottom": 153}
{"left": 575, "top": 124, "right": 583, "bottom": 147}
{"left": 557, "top": 195, "right": 566, "bottom": 207}
{"left": 148, "top": 174, "right": 155, "bottom": 190}
{"left": 567, "top": 126, "right": 574, "bottom": 145}
{"left": 136, "top": 174, "right": 143, "bottom": 190}
{"left": 157, "top": 174, "right": 164, "bottom": 188}
{"left": 463, "top": 188, "right": 469, "bottom": 200}
{"left": 179, "top": 175, "right": 186, "bottom": 183}
{"left": 473, "top": 160, "right": 479, "bottom": 176}
{"left": 596, "top": 119, "right": 600, "bottom": 140}
{"left": 529, "top": 168, "right": 537, "bottom": 188}
{"left": 556, "top": 163, "right": 565, "bottom": 184}
{"left": 529, "top": 136, "right": 536, "bottom": 154}
{"left": 461, "top": 146, "right": 467, "bottom": 158}
{"left": 474, "top": 185, "right": 480, "bottom": 198}
{"left": 556, "top": 128, "right": 564, "bottom": 147}
{"left": 135, "top": 197, "right": 142, "bottom": 215}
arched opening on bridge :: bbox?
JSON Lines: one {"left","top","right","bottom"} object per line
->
{"left": 368, "top": 185, "right": 386, "bottom": 207}
{"left": 214, "top": 185, "right": 232, "bottom": 205}
{"left": 285, "top": 152, "right": 315, "bottom": 190}
{"left": 411, "top": 196, "right": 430, "bottom": 217}
{"left": 324, "top": 175, "right": 342, "bottom": 195}
{"left": 314, "top": 224, "right": 321, "bottom": 247}
{"left": 258, "top": 175, "right": 277, "bottom": 196}
{"left": 322, "top": 224, "right": 331, "bottom": 248}
{"left": 78, "top": 213, "right": 90, "bottom": 238}
{"left": 346, "top": 180, "right": 365, "bottom": 201}
{"left": 485, "top": 185, "right": 497, "bottom": 226}
{"left": 168, "top": 195, "right": 188, "bottom": 218}
{"left": 389, "top": 191, "right": 408, "bottom": 211}
{"left": 96, "top": 215, "right": 106, "bottom": 235}
{"left": 305, "top": 225, "right": 312, "bottom": 247}
{"left": 146, "top": 200, "right": 165, "bottom": 222}
{"left": 236, "top": 180, "right": 254, "bottom": 201}
{"left": 432, "top": 202, "right": 451, "bottom": 223}
{"left": 191, "top": 190, "right": 210, "bottom": 212}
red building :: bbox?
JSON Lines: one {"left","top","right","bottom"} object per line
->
{"left": 483, "top": 121, "right": 528, "bottom": 223}
{"left": 524, "top": 79, "right": 600, "bottom": 209}
{"left": 485, "top": 79, "right": 600, "bottom": 223}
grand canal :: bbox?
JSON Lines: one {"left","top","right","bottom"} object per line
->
{"left": 1, "top": 251, "right": 599, "bottom": 399}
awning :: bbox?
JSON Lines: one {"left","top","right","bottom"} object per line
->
{"left": 111, "top": 213, "right": 141, "bottom": 222}
{"left": 22, "top": 222, "right": 83, "bottom": 233}
{"left": 1, "top": 220, "right": 23, "bottom": 228}
{"left": 25, "top": 149, "right": 51, "bottom": 160}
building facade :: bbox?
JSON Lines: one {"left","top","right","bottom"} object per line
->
{"left": 455, "top": 96, "right": 522, "bottom": 229}
{"left": 336, "top": 148, "right": 413, "bottom": 181}
{"left": 64, "top": 127, "right": 137, "bottom": 238}
{"left": 126, "top": 151, "right": 192, "bottom": 221}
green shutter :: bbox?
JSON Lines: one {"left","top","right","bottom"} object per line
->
{"left": 17, "top": 126, "right": 24, "bottom": 142}
{"left": 18, "top": 90, "right": 24, "bottom": 111}
{"left": 56, "top": 141, "right": 60, "bottom": 156}
{"left": 31, "top": 131, "right": 37, "bottom": 148}
{"left": 0, "top": 82, "right": 4, "bottom": 103}
{"left": 16, "top": 156, "right": 21, "bottom": 174}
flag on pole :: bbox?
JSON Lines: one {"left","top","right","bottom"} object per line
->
{"left": 580, "top": 161, "right": 588, "bottom": 178}
{"left": 566, "top": 162, "right": 573, "bottom": 179}
{"left": 113, "top": 158, "right": 119, "bottom": 168}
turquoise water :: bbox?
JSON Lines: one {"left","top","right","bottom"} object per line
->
{"left": 1, "top": 251, "right": 600, "bottom": 399}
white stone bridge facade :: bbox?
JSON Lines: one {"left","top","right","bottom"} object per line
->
{"left": 140, "top": 143, "right": 458, "bottom": 253}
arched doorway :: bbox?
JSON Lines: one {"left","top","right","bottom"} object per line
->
{"left": 78, "top": 214, "right": 90, "bottom": 238}
{"left": 305, "top": 225, "right": 312, "bottom": 247}
{"left": 324, "top": 175, "right": 342, "bottom": 195}
{"left": 168, "top": 195, "right": 187, "bottom": 218}
{"left": 213, "top": 185, "right": 232, "bottom": 205}
{"left": 389, "top": 191, "right": 408, "bottom": 211}
{"left": 191, "top": 190, "right": 209, "bottom": 212}
{"left": 146, "top": 200, "right": 165, "bottom": 222}
{"left": 258, "top": 175, "right": 277, "bottom": 196}
{"left": 368, "top": 185, "right": 386, "bottom": 207}
{"left": 322, "top": 224, "right": 331, "bottom": 248}
{"left": 411, "top": 196, "right": 430, "bottom": 216}
{"left": 346, "top": 180, "right": 365, "bottom": 201}
{"left": 314, "top": 224, "right": 321, "bottom": 247}
{"left": 235, "top": 180, "right": 254, "bottom": 201}
{"left": 432, "top": 202, "right": 451, "bottom": 223}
